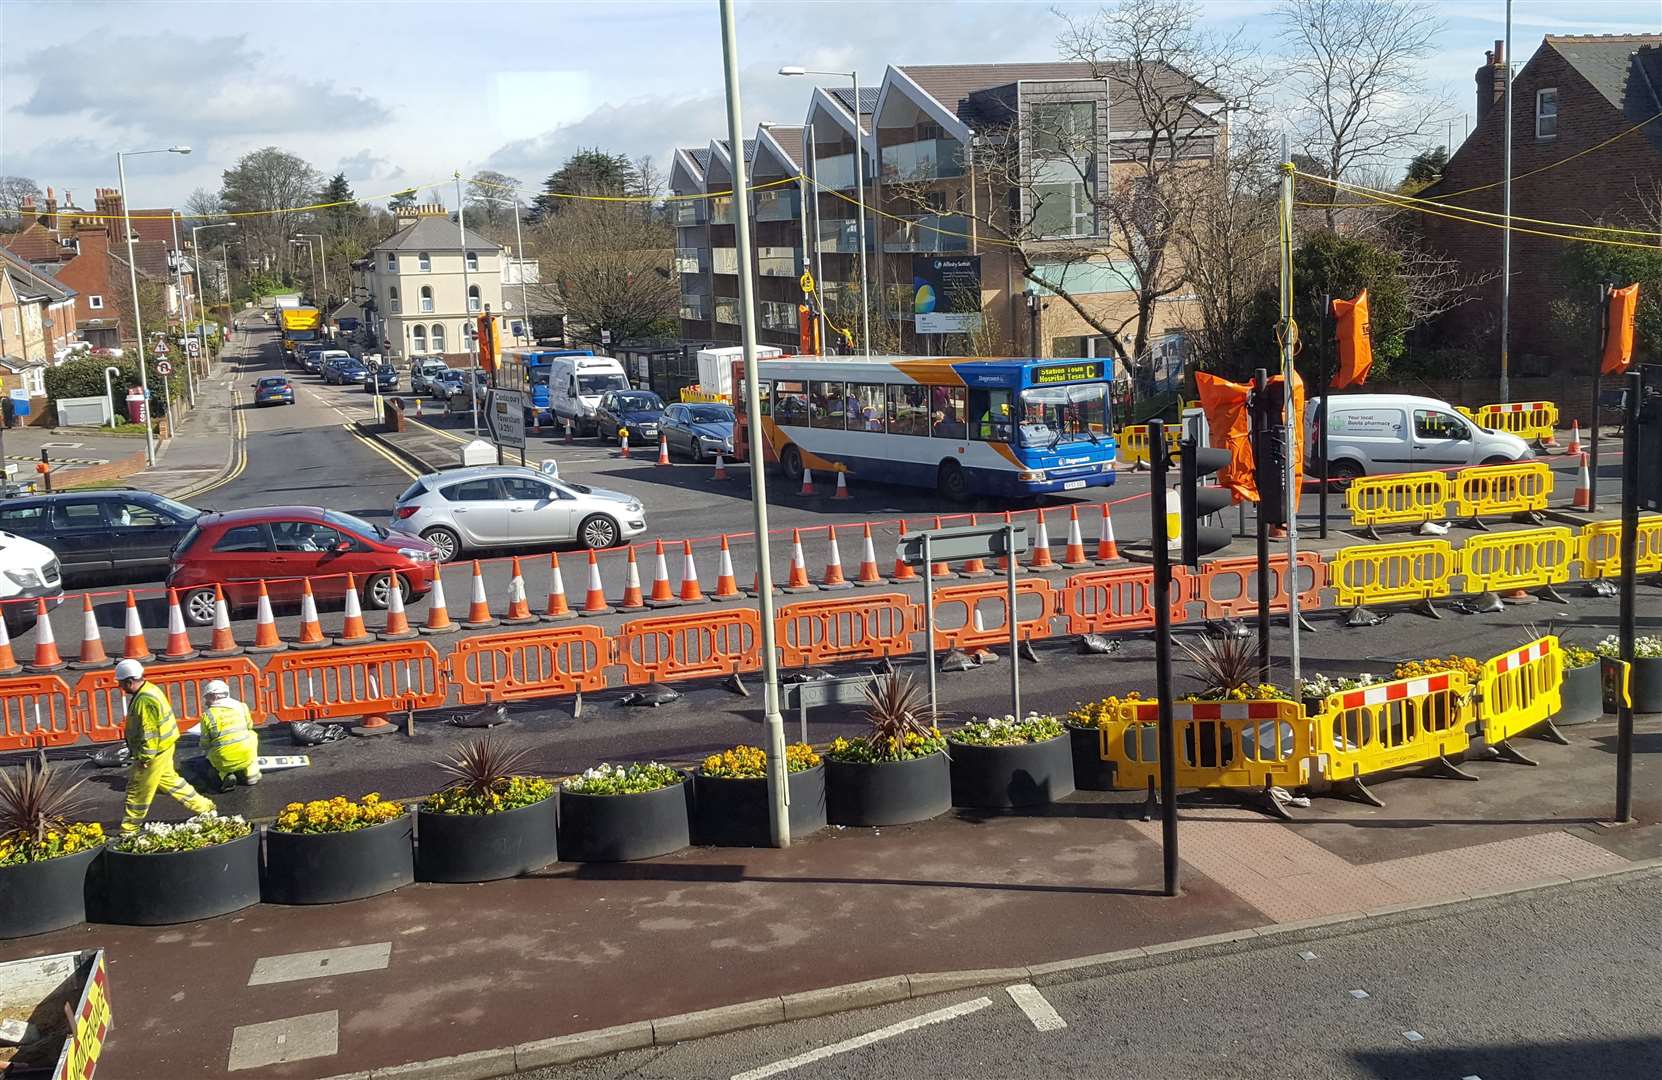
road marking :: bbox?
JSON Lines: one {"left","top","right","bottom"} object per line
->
{"left": 1005, "top": 983, "right": 1066, "bottom": 1031}
{"left": 174, "top": 389, "right": 247, "bottom": 500}
{"left": 227, "top": 1010, "right": 338, "bottom": 1071}
{"left": 248, "top": 942, "right": 392, "bottom": 986}
{"left": 730, "top": 996, "right": 992, "bottom": 1080}
{"left": 343, "top": 423, "right": 420, "bottom": 480}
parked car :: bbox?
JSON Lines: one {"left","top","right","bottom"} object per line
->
{"left": 392, "top": 464, "right": 646, "bottom": 559}
{"left": 362, "top": 363, "right": 398, "bottom": 393}
{"left": 325, "top": 356, "right": 368, "bottom": 385}
{"left": 445, "top": 371, "right": 491, "bottom": 415}
{"left": 410, "top": 358, "right": 450, "bottom": 394}
{"left": 316, "top": 349, "right": 351, "bottom": 376}
{"left": 253, "top": 375, "right": 295, "bottom": 406}
{"left": 1308, "top": 393, "right": 1532, "bottom": 482}
{"left": 0, "top": 530, "right": 63, "bottom": 633}
{"left": 296, "top": 344, "right": 327, "bottom": 373}
{"left": 661, "top": 402, "right": 735, "bottom": 462}
{"left": 0, "top": 490, "right": 200, "bottom": 584}
{"left": 428, "top": 369, "right": 463, "bottom": 400}
{"left": 594, "top": 390, "right": 665, "bottom": 443}
{"left": 167, "top": 506, "right": 436, "bottom": 625}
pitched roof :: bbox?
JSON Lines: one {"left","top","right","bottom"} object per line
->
{"left": 1544, "top": 34, "right": 1662, "bottom": 153}
{"left": 127, "top": 209, "right": 182, "bottom": 248}
{"left": 896, "top": 60, "right": 1218, "bottom": 124}
{"left": 374, "top": 214, "right": 500, "bottom": 254}
{"left": 691, "top": 148, "right": 711, "bottom": 171}
{"left": 757, "top": 126, "right": 805, "bottom": 170}
{"left": 0, "top": 246, "right": 75, "bottom": 302}
{"left": 3, "top": 223, "right": 70, "bottom": 264}
{"left": 829, "top": 86, "right": 879, "bottom": 115}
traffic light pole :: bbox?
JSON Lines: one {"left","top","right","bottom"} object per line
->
{"left": 1318, "top": 297, "right": 1331, "bottom": 540}
{"left": 1253, "top": 368, "right": 1271, "bottom": 681}
{"left": 1616, "top": 366, "right": 1642, "bottom": 822}
{"left": 1148, "top": 419, "right": 1179, "bottom": 898}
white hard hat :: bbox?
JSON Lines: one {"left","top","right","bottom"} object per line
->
{"left": 203, "top": 679, "right": 231, "bottom": 699}
{"left": 114, "top": 658, "right": 145, "bottom": 681}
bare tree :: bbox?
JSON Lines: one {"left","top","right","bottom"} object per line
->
{"left": 1279, "top": 0, "right": 1449, "bottom": 229}
{"left": 528, "top": 199, "right": 678, "bottom": 346}
{"left": 182, "top": 188, "right": 223, "bottom": 226}
{"left": 219, "top": 147, "right": 323, "bottom": 279}
{"left": 465, "top": 170, "right": 520, "bottom": 239}
{"left": 0, "top": 176, "right": 42, "bottom": 231}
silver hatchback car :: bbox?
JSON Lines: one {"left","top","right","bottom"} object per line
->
{"left": 392, "top": 463, "right": 646, "bottom": 560}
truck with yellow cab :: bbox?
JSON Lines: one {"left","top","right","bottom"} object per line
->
{"left": 278, "top": 307, "right": 323, "bottom": 355}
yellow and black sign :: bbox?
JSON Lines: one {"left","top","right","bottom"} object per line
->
{"left": 56, "top": 950, "right": 110, "bottom": 1080}
{"left": 1032, "top": 362, "right": 1103, "bottom": 385}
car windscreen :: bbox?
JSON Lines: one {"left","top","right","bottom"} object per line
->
{"left": 578, "top": 373, "right": 629, "bottom": 395}
{"left": 150, "top": 495, "right": 201, "bottom": 521}
{"left": 323, "top": 509, "right": 387, "bottom": 540}
{"left": 174, "top": 522, "right": 202, "bottom": 555}
{"left": 689, "top": 406, "right": 732, "bottom": 424}
{"left": 615, "top": 393, "right": 662, "bottom": 411}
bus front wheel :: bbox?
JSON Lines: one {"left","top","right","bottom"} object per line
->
{"left": 780, "top": 443, "right": 804, "bottom": 484}
{"left": 936, "top": 460, "right": 969, "bottom": 502}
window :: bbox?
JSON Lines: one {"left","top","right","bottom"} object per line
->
{"left": 411, "top": 326, "right": 426, "bottom": 351}
{"left": 929, "top": 386, "right": 967, "bottom": 439}
{"left": 1032, "top": 101, "right": 1095, "bottom": 157}
{"left": 1536, "top": 88, "right": 1558, "bottom": 139}
{"left": 0, "top": 505, "right": 44, "bottom": 528}
{"left": 430, "top": 324, "right": 446, "bottom": 352}
{"left": 1033, "top": 180, "right": 1095, "bottom": 239}
{"left": 774, "top": 380, "right": 808, "bottom": 426}
{"left": 443, "top": 478, "right": 503, "bottom": 502}
{"left": 418, "top": 252, "right": 432, "bottom": 272}
{"left": 887, "top": 384, "right": 929, "bottom": 436}
{"left": 756, "top": 379, "right": 770, "bottom": 416}
{"left": 969, "top": 387, "right": 1014, "bottom": 441}
{"left": 51, "top": 502, "right": 106, "bottom": 529}
{"left": 468, "top": 285, "right": 481, "bottom": 313}
{"left": 388, "top": 286, "right": 400, "bottom": 314}
{"left": 212, "top": 524, "right": 270, "bottom": 553}
{"left": 420, "top": 285, "right": 434, "bottom": 313}
{"left": 386, "top": 254, "right": 396, "bottom": 272}
{"left": 810, "top": 381, "right": 846, "bottom": 428}
{"left": 271, "top": 521, "right": 345, "bottom": 552}
{"left": 112, "top": 500, "right": 174, "bottom": 528}
{"left": 87, "top": 295, "right": 103, "bottom": 310}
{"left": 849, "top": 383, "right": 886, "bottom": 432}
{"left": 1414, "top": 409, "right": 1469, "bottom": 440}
{"left": 500, "top": 477, "right": 554, "bottom": 501}
{"left": 466, "top": 252, "right": 479, "bottom": 272}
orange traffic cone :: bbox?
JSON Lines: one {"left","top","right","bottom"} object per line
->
{"left": 204, "top": 584, "right": 243, "bottom": 656}
{"left": 422, "top": 570, "right": 459, "bottom": 634}
{"left": 821, "top": 527, "right": 852, "bottom": 590}
{"left": 337, "top": 575, "right": 372, "bottom": 645}
{"left": 1063, "top": 507, "right": 1089, "bottom": 567}
{"left": 712, "top": 453, "right": 729, "bottom": 481}
{"left": 678, "top": 541, "right": 705, "bottom": 603}
{"left": 647, "top": 540, "right": 679, "bottom": 607}
{"left": 296, "top": 579, "right": 330, "bottom": 647}
{"left": 1096, "top": 503, "right": 1122, "bottom": 562}
{"left": 799, "top": 467, "right": 815, "bottom": 497}
{"left": 248, "top": 581, "right": 284, "bottom": 653}
{"left": 463, "top": 560, "right": 497, "bottom": 628}
{"left": 1567, "top": 420, "right": 1583, "bottom": 455}
{"left": 121, "top": 591, "right": 153, "bottom": 661}
{"left": 832, "top": 467, "right": 851, "bottom": 499}
{"left": 618, "top": 430, "right": 630, "bottom": 458}
{"left": 854, "top": 524, "right": 886, "bottom": 586}
{"left": 618, "top": 547, "right": 647, "bottom": 611}
{"left": 579, "top": 550, "right": 613, "bottom": 616}
{"left": 0, "top": 610, "right": 19, "bottom": 675}
{"left": 929, "top": 516, "right": 951, "bottom": 578}
{"left": 657, "top": 434, "right": 672, "bottom": 466}
{"left": 543, "top": 553, "right": 575, "bottom": 621}
{"left": 161, "top": 589, "right": 197, "bottom": 661}
{"left": 27, "top": 598, "right": 64, "bottom": 672}
{"left": 379, "top": 577, "right": 417, "bottom": 640}
{"left": 783, "top": 529, "right": 815, "bottom": 592}
{"left": 503, "top": 557, "right": 537, "bottom": 623}
{"left": 1573, "top": 452, "right": 1594, "bottom": 511}
{"left": 892, "top": 519, "right": 919, "bottom": 582}
{"left": 713, "top": 536, "right": 742, "bottom": 600}
{"left": 564, "top": 418, "right": 574, "bottom": 444}
{"left": 72, "top": 594, "right": 110, "bottom": 669}
{"left": 1029, "top": 511, "right": 1056, "bottom": 570}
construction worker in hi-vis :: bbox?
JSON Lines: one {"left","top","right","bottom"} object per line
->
{"left": 197, "top": 679, "right": 261, "bottom": 792}
{"left": 114, "top": 659, "right": 215, "bottom": 833}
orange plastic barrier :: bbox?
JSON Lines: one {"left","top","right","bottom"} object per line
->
{"left": 1192, "top": 552, "right": 1327, "bottom": 620}
{"left": 617, "top": 607, "right": 761, "bottom": 684}
{"left": 445, "top": 624, "right": 610, "bottom": 705}
{"left": 777, "top": 592, "right": 917, "bottom": 668}
{"left": 75, "top": 657, "right": 266, "bottom": 743}
{"left": 0, "top": 674, "right": 79, "bottom": 752}
{"left": 1059, "top": 565, "right": 1186, "bottom": 635}
{"left": 930, "top": 579, "right": 1055, "bottom": 651}
{"left": 265, "top": 641, "right": 446, "bottom": 723}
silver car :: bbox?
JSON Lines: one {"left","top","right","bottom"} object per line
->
{"left": 391, "top": 463, "right": 647, "bottom": 559}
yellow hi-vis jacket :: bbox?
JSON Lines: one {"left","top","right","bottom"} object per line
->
{"left": 199, "top": 700, "right": 258, "bottom": 767}
{"left": 125, "top": 682, "right": 180, "bottom": 762}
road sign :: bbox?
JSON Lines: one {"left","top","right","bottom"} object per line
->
{"left": 895, "top": 522, "right": 1029, "bottom": 565}
{"left": 184, "top": 338, "right": 201, "bottom": 358}
{"left": 600, "top": 329, "right": 613, "bottom": 346}
{"left": 486, "top": 388, "right": 526, "bottom": 449}
{"left": 154, "top": 360, "right": 173, "bottom": 377}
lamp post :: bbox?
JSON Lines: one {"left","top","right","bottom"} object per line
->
{"left": 192, "top": 222, "right": 237, "bottom": 389}
{"left": 296, "top": 232, "right": 329, "bottom": 307}
{"left": 779, "top": 65, "right": 871, "bottom": 357}
{"left": 117, "top": 144, "right": 191, "bottom": 466}
{"left": 490, "top": 180, "right": 534, "bottom": 346}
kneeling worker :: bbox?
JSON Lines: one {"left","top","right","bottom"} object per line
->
{"left": 198, "top": 679, "right": 261, "bottom": 792}
{"left": 114, "top": 659, "right": 216, "bottom": 833}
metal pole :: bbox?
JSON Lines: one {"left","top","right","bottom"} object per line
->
{"left": 1149, "top": 418, "right": 1178, "bottom": 897}
{"left": 1318, "top": 294, "right": 1331, "bottom": 539}
{"left": 1278, "top": 134, "right": 1301, "bottom": 689}
{"left": 1499, "top": 0, "right": 1513, "bottom": 403}
{"left": 1007, "top": 520, "right": 1020, "bottom": 720}
{"left": 192, "top": 226, "right": 210, "bottom": 386}
{"left": 924, "top": 531, "right": 938, "bottom": 719}
{"left": 456, "top": 172, "right": 480, "bottom": 435}
{"left": 808, "top": 126, "right": 828, "bottom": 352}
{"left": 1253, "top": 369, "right": 1271, "bottom": 681}
{"left": 721, "top": 0, "right": 789, "bottom": 847}
{"left": 117, "top": 152, "right": 156, "bottom": 467}
{"left": 1615, "top": 366, "right": 1642, "bottom": 822}
{"left": 1591, "top": 283, "right": 1609, "bottom": 510}
{"left": 851, "top": 71, "right": 872, "bottom": 357}
{"left": 168, "top": 212, "right": 195, "bottom": 408}
{"left": 512, "top": 189, "right": 532, "bottom": 345}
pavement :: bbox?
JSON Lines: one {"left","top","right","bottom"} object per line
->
{"left": 130, "top": 317, "right": 260, "bottom": 501}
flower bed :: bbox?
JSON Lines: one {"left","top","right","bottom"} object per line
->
{"left": 91, "top": 812, "right": 260, "bottom": 925}
{"left": 1393, "top": 655, "right": 1482, "bottom": 681}
{"left": 826, "top": 673, "right": 953, "bottom": 826}
{"left": 264, "top": 794, "right": 414, "bottom": 905}
{"left": 947, "top": 713, "right": 1074, "bottom": 809}
{"left": 0, "top": 760, "right": 106, "bottom": 938}
{"left": 559, "top": 762, "right": 690, "bottom": 862}
{"left": 417, "top": 738, "right": 558, "bottom": 883}
{"left": 109, "top": 811, "right": 252, "bottom": 854}
{"left": 693, "top": 744, "right": 825, "bottom": 846}
{"left": 563, "top": 762, "right": 684, "bottom": 795}
{"left": 1064, "top": 694, "right": 1140, "bottom": 790}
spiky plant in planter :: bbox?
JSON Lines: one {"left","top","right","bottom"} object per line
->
{"left": 423, "top": 737, "right": 554, "bottom": 815}
{"left": 1176, "top": 634, "right": 1289, "bottom": 702}
{"left": 0, "top": 754, "right": 104, "bottom": 866}
{"left": 828, "top": 673, "right": 949, "bottom": 763}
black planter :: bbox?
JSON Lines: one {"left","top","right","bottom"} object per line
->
{"left": 87, "top": 831, "right": 260, "bottom": 925}
{"left": 416, "top": 796, "right": 558, "bottom": 883}
{"left": 1629, "top": 657, "right": 1662, "bottom": 714}
{"left": 948, "top": 734, "right": 1075, "bottom": 809}
{"left": 692, "top": 765, "right": 826, "bottom": 846}
{"left": 1067, "top": 726, "right": 1116, "bottom": 791}
{"left": 1558, "top": 662, "right": 1603, "bottom": 726}
{"left": 558, "top": 777, "right": 691, "bottom": 862}
{"left": 826, "top": 751, "right": 951, "bottom": 827}
{"left": 263, "top": 815, "right": 414, "bottom": 904}
{"left": 0, "top": 845, "right": 101, "bottom": 938}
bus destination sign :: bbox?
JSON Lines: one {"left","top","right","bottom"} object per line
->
{"left": 1032, "top": 362, "right": 1102, "bottom": 385}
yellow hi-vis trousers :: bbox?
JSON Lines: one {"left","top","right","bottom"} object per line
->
{"left": 207, "top": 736, "right": 259, "bottom": 783}
{"left": 122, "top": 747, "right": 215, "bottom": 833}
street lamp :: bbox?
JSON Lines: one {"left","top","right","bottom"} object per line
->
{"left": 455, "top": 171, "right": 481, "bottom": 435}
{"left": 289, "top": 238, "right": 318, "bottom": 303}
{"left": 192, "top": 222, "right": 238, "bottom": 392}
{"left": 491, "top": 179, "right": 534, "bottom": 346}
{"left": 296, "top": 232, "right": 328, "bottom": 305}
{"left": 780, "top": 65, "right": 871, "bottom": 357}
{"left": 117, "top": 144, "right": 190, "bottom": 466}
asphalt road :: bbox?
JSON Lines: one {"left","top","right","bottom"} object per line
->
{"left": 533, "top": 866, "right": 1662, "bottom": 1080}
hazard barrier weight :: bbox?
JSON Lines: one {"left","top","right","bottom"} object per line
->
{"left": 0, "top": 674, "right": 78, "bottom": 752}
{"left": 445, "top": 624, "right": 609, "bottom": 705}
{"left": 777, "top": 593, "right": 917, "bottom": 668}
{"left": 265, "top": 641, "right": 446, "bottom": 724}
{"left": 75, "top": 657, "right": 266, "bottom": 743}
{"left": 616, "top": 607, "right": 761, "bottom": 685}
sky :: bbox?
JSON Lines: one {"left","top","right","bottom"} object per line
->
{"left": 3, "top": 0, "right": 1662, "bottom": 213}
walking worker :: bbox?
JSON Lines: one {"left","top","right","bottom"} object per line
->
{"left": 197, "top": 679, "right": 260, "bottom": 791}
{"left": 114, "top": 659, "right": 215, "bottom": 833}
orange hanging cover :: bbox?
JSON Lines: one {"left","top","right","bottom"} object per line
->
{"left": 1602, "top": 283, "right": 1639, "bottom": 376}
{"left": 1195, "top": 372, "right": 1255, "bottom": 503}
{"left": 1331, "top": 290, "right": 1373, "bottom": 389}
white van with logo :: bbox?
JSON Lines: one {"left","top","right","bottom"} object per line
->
{"left": 548, "top": 355, "right": 630, "bottom": 434}
{"left": 1308, "top": 393, "right": 1532, "bottom": 482}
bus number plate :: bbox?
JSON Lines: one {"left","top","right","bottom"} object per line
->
{"left": 1063, "top": 480, "right": 1087, "bottom": 490}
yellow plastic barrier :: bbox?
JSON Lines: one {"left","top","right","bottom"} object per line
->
{"left": 1451, "top": 461, "right": 1552, "bottom": 524}
{"left": 1470, "top": 401, "right": 1559, "bottom": 442}
{"left": 1314, "top": 669, "right": 1474, "bottom": 804}
{"left": 1345, "top": 470, "right": 1451, "bottom": 537}
{"left": 1579, "top": 515, "right": 1662, "bottom": 578}
{"left": 1103, "top": 698, "right": 1311, "bottom": 810}
{"left": 1477, "top": 636, "right": 1565, "bottom": 761}
{"left": 1460, "top": 526, "right": 1574, "bottom": 598}
{"left": 1117, "top": 425, "right": 1151, "bottom": 467}
{"left": 1331, "top": 538, "right": 1457, "bottom": 620}
{"left": 679, "top": 388, "right": 729, "bottom": 404}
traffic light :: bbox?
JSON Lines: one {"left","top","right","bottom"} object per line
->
{"left": 1179, "top": 436, "right": 1233, "bottom": 567}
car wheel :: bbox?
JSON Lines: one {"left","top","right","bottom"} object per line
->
{"left": 937, "top": 459, "right": 969, "bottom": 502}
{"left": 1328, "top": 459, "right": 1365, "bottom": 487}
{"left": 780, "top": 443, "right": 804, "bottom": 485}
{"left": 578, "top": 514, "right": 620, "bottom": 549}
{"left": 421, "top": 526, "right": 460, "bottom": 563}
{"left": 364, "top": 572, "right": 409, "bottom": 610}
{"left": 692, "top": 440, "right": 707, "bottom": 464}
{"left": 183, "top": 587, "right": 219, "bottom": 627}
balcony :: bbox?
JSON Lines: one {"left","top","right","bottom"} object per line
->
{"left": 710, "top": 195, "right": 734, "bottom": 226}
{"left": 675, "top": 248, "right": 708, "bottom": 275}
{"left": 881, "top": 138, "right": 964, "bottom": 182}
{"left": 881, "top": 213, "right": 971, "bottom": 254}
{"left": 815, "top": 219, "right": 861, "bottom": 254}
{"left": 757, "top": 246, "right": 801, "bottom": 278}
{"left": 673, "top": 201, "right": 706, "bottom": 227}
{"left": 813, "top": 153, "right": 862, "bottom": 191}
{"left": 680, "top": 295, "right": 709, "bottom": 322}
{"left": 715, "top": 297, "right": 740, "bottom": 325}
{"left": 712, "top": 247, "right": 739, "bottom": 275}
{"left": 754, "top": 188, "right": 801, "bottom": 222}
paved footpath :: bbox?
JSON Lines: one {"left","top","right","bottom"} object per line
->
{"left": 3, "top": 707, "right": 1655, "bottom": 1080}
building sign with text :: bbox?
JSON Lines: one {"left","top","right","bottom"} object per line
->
{"left": 912, "top": 255, "right": 982, "bottom": 334}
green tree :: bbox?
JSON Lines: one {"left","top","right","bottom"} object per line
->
{"left": 530, "top": 149, "right": 640, "bottom": 221}
{"left": 220, "top": 147, "right": 322, "bottom": 278}
{"left": 1547, "top": 238, "right": 1662, "bottom": 366}
{"left": 1401, "top": 146, "right": 1449, "bottom": 193}
{"left": 387, "top": 189, "right": 418, "bottom": 213}
{"left": 45, "top": 354, "right": 181, "bottom": 420}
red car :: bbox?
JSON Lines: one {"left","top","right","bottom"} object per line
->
{"left": 167, "top": 506, "right": 437, "bottom": 625}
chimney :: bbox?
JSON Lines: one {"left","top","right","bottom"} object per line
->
{"left": 1476, "top": 40, "right": 1507, "bottom": 123}
{"left": 45, "top": 187, "right": 57, "bottom": 225}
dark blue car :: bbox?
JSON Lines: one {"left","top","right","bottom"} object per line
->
{"left": 661, "top": 402, "right": 734, "bottom": 461}
{"left": 253, "top": 376, "right": 295, "bottom": 406}
{"left": 594, "top": 389, "right": 665, "bottom": 443}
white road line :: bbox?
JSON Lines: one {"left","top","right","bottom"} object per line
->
{"left": 1005, "top": 983, "right": 1067, "bottom": 1032}
{"left": 730, "top": 996, "right": 992, "bottom": 1080}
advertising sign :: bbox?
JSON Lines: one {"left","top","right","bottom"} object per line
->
{"left": 912, "top": 255, "right": 982, "bottom": 334}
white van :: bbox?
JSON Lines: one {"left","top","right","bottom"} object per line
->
{"left": 548, "top": 355, "right": 630, "bottom": 434}
{"left": 1308, "top": 393, "right": 1532, "bottom": 481}
{"left": 0, "top": 529, "right": 63, "bottom": 632}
